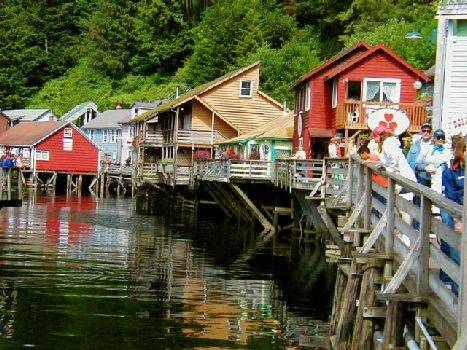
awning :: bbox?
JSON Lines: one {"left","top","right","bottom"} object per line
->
{"left": 308, "top": 129, "right": 334, "bottom": 138}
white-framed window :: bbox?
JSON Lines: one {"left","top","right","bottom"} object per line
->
{"left": 35, "top": 150, "right": 50, "bottom": 161}
{"left": 332, "top": 79, "right": 338, "bottom": 108}
{"left": 305, "top": 81, "right": 311, "bottom": 111}
{"left": 363, "top": 78, "right": 401, "bottom": 103}
{"left": 102, "top": 129, "right": 108, "bottom": 143}
{"left": 63, "top": 138, "right": 73, "bottom": 151}
{"left": 89, "top": 130, "right": 95, "bottom": 142}
{"left": 64, "top": 128, "right": 73, "bottom": 138}
{"left": 240, "top": 80, "right": 253, "bottom": 97}
{"left": 110, "top": 129, "right": 117, "bottom": 143}
{"left": 129, "top": 126, "right": 135, "bottom": 138}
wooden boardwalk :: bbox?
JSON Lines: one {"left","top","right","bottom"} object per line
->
{"left": 0, "top": 167, "right": 23, "bottom": 208}
{"left": 188, "top": 156, "right": 466, "bottom": 349}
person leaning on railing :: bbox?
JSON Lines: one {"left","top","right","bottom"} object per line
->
{"left": 439, "top": 135, "right": 465, "bottom": 296}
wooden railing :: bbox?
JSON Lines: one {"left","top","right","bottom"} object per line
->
{"left": 343, "top": 155, "right": 464, "bottom": 347}
{"left": 0, "top": 167, "right": 23, "bottom": 205}
{"left": 143, "top": 129, "right": 228, "bottom": 145}
{"left": 335, "top": 100, "right": 428, "bottom": 130}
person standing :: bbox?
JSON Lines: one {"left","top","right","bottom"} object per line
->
{"left": 406, "top": 121, "right": 434, "bottom": 228}
{"left": 439, "top": 136, "right": 465, "bottom": 295}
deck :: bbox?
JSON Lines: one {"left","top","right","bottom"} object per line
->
{"left": 187, "top": 156, "right": 466, "bottom": 349}
{"left": 0, "top": 167, "right": 23, "bottom": 208}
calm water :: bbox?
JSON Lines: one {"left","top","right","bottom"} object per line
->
{"left": 0, "top": 195, "right": 336, "bottom": 349}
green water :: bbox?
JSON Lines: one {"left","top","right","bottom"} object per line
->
{"left": 0, "top": 195, "right": 335, "bottom": 349}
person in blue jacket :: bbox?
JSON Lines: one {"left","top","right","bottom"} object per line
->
{"left": 440, "top": 136, "right": 465, "bottom": 295}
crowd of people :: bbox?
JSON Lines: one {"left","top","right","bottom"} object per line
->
{"left": 356, "top": 121, "right": 464, "bottom": 295}
{"left": 1, "top": 153, "right": 22, "bottom": 168}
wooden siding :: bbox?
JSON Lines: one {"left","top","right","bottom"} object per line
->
{"left": 336, "top": 52, "right": 420, "bottom": 103}
{"left": 191, "top": 100, "right": 213, "bottom": 129}
{"left": 201, "top": 66, "right": 283, "bottom": 134}
{"left": 36, "top": 126, "right": 99, "bottom": 173}
{"left": 0, "top": 114, "right": 9, "bottom": 134}
{"left": 441, "top": 20, "right": 467, "bottom": 137}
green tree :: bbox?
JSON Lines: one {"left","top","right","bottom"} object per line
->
{"left": 249, "top": 30, "right": 322, "bottom": 106}
{"left": 82, "top": 0, "right": 137, "bottom": 78}
{"left": 341, "top": 18, "right": 436, "bottom": 70}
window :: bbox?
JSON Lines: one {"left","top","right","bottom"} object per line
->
{"left": 240, "top": 80, "right": 253, "bottom": 97}
{"left": 89, "top": 130, "right": 95, "bottom": 142}
{"left": 129, "top": 126, "right": 135, "bottom": 138}
{"left": 64, "top": 128, "right": 73, "bottom": 138}
{"left": 110, "top": 130, "right": 117, "bottom": 143}
{"left": 63, "top": 138, "right": 73, "bottom": 151}
{"left": 103, "top": 129, "right": 108, "bottom": 143}
{"left": 305, "top": 82, "right": 311, "bottom": 111}
{"left": 363, "top": 78, "right": 401, "bottom": 103}
{"left": 332, "top": 79, "right": 338, "bottom": 108}
{"left": 36, "top": 150, "right": 49, "bottom": 161}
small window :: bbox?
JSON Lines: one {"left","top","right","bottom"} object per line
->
{"left": 103, "top": 130, "right": 108, "bottom": 143}
{"left": 129, "top": 126, "right": 135, "bottom": 138}
{"left": 64, "top": 128, "right": 73, "bottom": 138}
{"left": 305, "top": 82, "right": 311, "bottom": 111}
{"left": 89, "top": 130, "right": 95, "bottom": 142}
{"left": 36, "top": 150, "right": 49, "bottom": 161}
{"left": 332, "top": 79, "right": 338, "bottom": 108}
{"left": 240, "top": 80, "right": 253, "bottom": 97}
{"left": 63, "top": 138, "right": 73, "bottom": 151}
{"left": 110, "top": 130, "right": 117, "bottom": 143}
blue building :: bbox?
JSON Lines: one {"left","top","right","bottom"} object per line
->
{"left": 82, "top": 108, "right": 131, "bottom": 164}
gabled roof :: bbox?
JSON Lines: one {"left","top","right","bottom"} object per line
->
{"left": 61, "top": 101, "right": 98, "bottom": 121}
{"left": 130, "top": 101, "right": 165, "bottom": 109}
{"left": 289, "top": 41, "right": 371, "bottom": 91}
{"left": 217, "top": 114, "right": 293, "bottom": 145}
{"left": 82, "top": 109, "right": 131, "bottom": 129}
{"left": 0, "top": 112, "right": 11, "bottom": 121}
{"left": 132, "top": 62, "right": 261, "bottom": 122}
{"left": 3, "top": 109, "right": 53, "bottom": 122}
{"left": 324, "top": 44, "right": 430, "bottom": 82}
{"left": 0, "top": 121, "right": 67, "bottom": 147}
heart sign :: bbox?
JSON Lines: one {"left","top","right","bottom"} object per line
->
{"left": 368, "top": 108, "right": 409, "bottom": 136}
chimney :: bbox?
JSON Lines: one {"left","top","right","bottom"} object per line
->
{"left": 116, "top": 103, "right": 123, "bottom": 109}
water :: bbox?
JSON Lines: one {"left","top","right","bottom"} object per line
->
{"left": 0, "top": 195, "right": 336, "bottom": 349}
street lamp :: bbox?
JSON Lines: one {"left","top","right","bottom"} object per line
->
{"left": 405, "top": 26, "right": 423, "bottom": 39}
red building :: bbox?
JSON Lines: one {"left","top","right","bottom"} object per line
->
{"left": 0, "top": 112, "right": 11, "bottom": 134}
{"left": 0, "top": 121, "right": 101, "bottom": 173}
{"left": 290, "top": 41, "right": 430, "bottom": 158}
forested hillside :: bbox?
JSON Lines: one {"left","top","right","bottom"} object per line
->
{"left": 0, "top": 0, "right": 437, "bottom": 115}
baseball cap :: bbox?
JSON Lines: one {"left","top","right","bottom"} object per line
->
{"left": 433, "top": 129, "right": 446, "bottom": 139}
{"left": 373, "top": 126, "right": 392, "bottom": 137}
{"left": 421, "top": 120, "right": 432, "bottom": 130}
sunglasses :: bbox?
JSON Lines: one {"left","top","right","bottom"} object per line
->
{"left": 435, "top": 136, "right": 445, "bottom": 140}
{"left": 421, "top": 129, "right": 432, "bottom": 133}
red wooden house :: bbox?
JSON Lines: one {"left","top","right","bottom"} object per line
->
{"left": 290, "top": 41, "right": 430, "bottom": 158}
{"left": 0, "top": 121, "right": 101, "bottom": 174}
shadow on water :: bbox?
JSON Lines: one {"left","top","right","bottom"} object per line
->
{"left": 0, "top": 194, "right": 336, "bottom": 349}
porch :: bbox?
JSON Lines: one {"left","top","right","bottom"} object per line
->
{"left": 335, "top": 100, "right": 428, "bottom": 132}
{"left": 143, "top": 129, "right": 229, "bottom": 146}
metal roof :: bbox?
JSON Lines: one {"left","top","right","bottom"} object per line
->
{"left": 61, "top": 101, "right": 98, "bottom": 121}
{"left": 3, "top": 109, "right": 53, "bottom": 122}
{"left": 0, "top": 121, "right": 66, "bottom": 146}
{"left": 81, "top": 109, "right": 131, "bottom": 129}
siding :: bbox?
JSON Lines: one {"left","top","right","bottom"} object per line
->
{"left": 442, "top": 19, "right": 467, "bottom": 136}
{"left": 201, "top": 66, "right": 283, "bottom": 134}
{"left": 36, "top": 126, "right": 99, "bottom": 173}
{"left": 191, "top": 100, "right": 214, "bottom": 129}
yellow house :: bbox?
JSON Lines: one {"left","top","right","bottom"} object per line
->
{"left": 132, "top": 62, "right": 285, "bottom": 185}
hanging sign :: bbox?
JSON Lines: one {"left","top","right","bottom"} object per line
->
{"left": 367, "top": 108, "right": 409, "bottom": 136}
{"left": 449, "top": 113, "right": 467, "bottom": 136}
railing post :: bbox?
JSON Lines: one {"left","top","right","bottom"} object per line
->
{"left": 356, "top": 161, "right": 364, "bottom": 201}
{"left": 418, "top": 194, "right": 431, "bottom": 296}
{"left": 363, "top": 166, "right": 372, "bottom": 230}
{"left": 385, "top": 177, "right": 396, "bottom": 279}
{"left": 7, "top": 167, "right": 12, "bottom": 201}
{"left": 347, "top": 157, "right": 354, "bottom": 207}
{"left": 18, "top": 169, "right": 23, "bottom": 200}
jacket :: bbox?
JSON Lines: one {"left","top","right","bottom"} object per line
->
{"left": 406, "top": 138, "right": 433, "bottom": 182}
{"left": 442, "top": 164, "right": 465, "bottom": 205}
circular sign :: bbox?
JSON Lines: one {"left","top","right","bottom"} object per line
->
{"left": 367, "top": 108, "right": 409, "bottom": 136}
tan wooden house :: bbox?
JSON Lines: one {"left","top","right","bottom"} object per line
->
{"left": 131, "top": 61, "right": 285, "bottom": 185}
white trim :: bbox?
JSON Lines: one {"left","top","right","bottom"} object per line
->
{"left": 35, "top": 149, "right": 50, "bottom": 161}
{"left": 63, "top": 127, "right": 73, "bottom": 138}
{"left": 362, "top": 78, "right": 401, "bottom": 103}
{"left": 240, "top": 79, "right": 253, "bottom": 97}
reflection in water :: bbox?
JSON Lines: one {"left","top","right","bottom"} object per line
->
{"left": 0, "top": 195, "right": 335, "bottom": 349}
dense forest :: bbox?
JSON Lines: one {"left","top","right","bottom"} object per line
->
{"left": 0, "top": 0, "right": 437, "bottom": 115}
